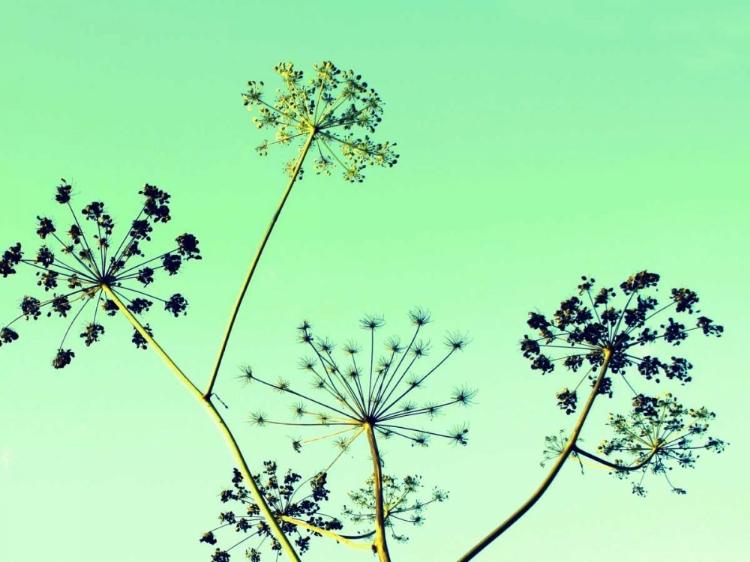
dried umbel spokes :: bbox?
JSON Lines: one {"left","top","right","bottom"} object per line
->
{"left": 343, "top": 474, "right": 448, "bottom": 544}
{"left": 243, "top": 308, "right": 473, "bottom": 457}
{"left": 590, "top": 393, "right": 727, "bottom": 497}
{"left": 0, "top": 180, "right": 201, "bottom": 368}
{"left": 200, "top": 463, "right": 342, "bottom": 561}
{"left": 520, "top": 271, "right": 723, "bottom": 413}
{"left": 242, "top": 61, "right": 399, "bottom": 182}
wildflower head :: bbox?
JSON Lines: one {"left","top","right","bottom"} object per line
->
{"left": 520, "top": 271, "right": 723, "bottom": 413}
{"left": 242, "top": 61, "right": 399, "bottom": 182}
{"left": 0, "top": 180, "right": 201, "bottom": 368}
{"left": 201, "top": 464, "right": 342, "bottom": 559}
{"left": 598, "top": 393, "right": 727, "bottom": 496}
{"left": 244, "top": 308, "right": 473, "bottom": 464}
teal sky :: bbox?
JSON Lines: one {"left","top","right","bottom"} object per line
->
{"left": 1, "top": 1, "right": 748, "bottom": 561}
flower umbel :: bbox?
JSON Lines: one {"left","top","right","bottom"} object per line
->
{"left": 0, "top": 180, "right": 201, "bottom": 368}
{"left": 242, "top": 61, "right": 399, "bottom": 183}
{"left": 342, "top": 474, "right": 448, "bottom": 544}
{"left": 243, "top": 308, "right": 473, "bottom": 457}
{"left": 201, "top": 464, "right": 343, "bottom": 561}
{"left": 593, "top": 393, "right": 727, "bottom": 496}
{"left": 521, "top": 271, "right": 723, "bottom": 413}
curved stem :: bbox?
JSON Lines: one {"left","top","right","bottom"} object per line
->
{"left": 278, "top": 516, "right": 374, "bottom": 550}
{"left": 204, "top": 130, "right": 317, "bottom": 399}
{"left": 365, "top": 422, "right": 391, "bottom": 562}
{"left": 101, "top": 285, "right": 301, "bottom": 562}
{"left": 572, "top": 444, "right": 657, "bottom": 472}
{"left": 458, "top": 349, "right": 612, "bottom": 562}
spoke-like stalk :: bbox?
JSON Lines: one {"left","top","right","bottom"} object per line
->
{"left": 101, "top": 285, "right": 301, "bottom": 562}
{"left": 205, "top": 130, "right": 317, "bottom": 399}
{"left": 458, "top": 349, "right": 613, "bottom": 562}
{"left": 365, "top": 422, "right": 391, "bottom": 562}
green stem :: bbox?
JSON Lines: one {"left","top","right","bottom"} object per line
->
{"left": 458, "top": 349, "right": 613, "bottom": 562}
{"left": 365, "top": 422, "right": 391, "bottom": 562}
{"left": 204, "top": 130, "right": 317, "bottom": 399}
{"left": 101, "top": 285, "right": 301, "bottom": 562}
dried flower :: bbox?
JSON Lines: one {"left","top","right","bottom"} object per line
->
{"left": 0, "top": 180, "right": 201, "bottom": 368}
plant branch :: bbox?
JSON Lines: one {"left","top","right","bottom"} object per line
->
{"left": 205, "top": 129, "right": 317, "bottom": 399}
{"left": 458, "top": 349, "right": 613, "bottom": 561}
{"left": 278, "top": 516, "right": 373, "bottom": 550}
{"left": 572, "top": 444, "right": 657, "bottom": 472}
{"left": 101, "top": 285, "right": 302, "bottom": 562}
{"left": 365, "top": 422, "right": 391, "bottom": 562}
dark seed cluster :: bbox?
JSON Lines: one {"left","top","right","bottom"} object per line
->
{"left": 0, "top": 180, "right": 201, "bottom": 368}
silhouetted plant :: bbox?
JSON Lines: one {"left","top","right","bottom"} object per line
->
{"left": 0, "top": 180, "right": 200, "bottom": 368}
{"left": 200, "top": 463, "right": 348, "bottom": 561}
{"left": 459, "top": 271, "right": 724, "bottom": 561}
{"left": 241, "top": 308, "right": 472, "bottom": 561}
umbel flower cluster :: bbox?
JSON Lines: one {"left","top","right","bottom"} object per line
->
{"left": 597, "top": 392, "right": 727, "bottom": 496}
{"left": 0, "top": 180, "right": 201, "bottom": 368}
{"left": 524, "top": 271, "right": 726, "bottom": 495}
{"left": 201, "top": 463, "right": 342, "bottom": 562}
{"left": 242, "top": 308, "right": 474, "bottom": 457}
{"left": 520, "top": 271, "right": 723, "bottom": 413}
{"left": 342, "top": 474, "right": 448, "bottom": 544}
{"left": 242, "top": 61, "right": 399, "bottom": 182}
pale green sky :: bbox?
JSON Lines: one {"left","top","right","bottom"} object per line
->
{"left": 1, "top": 1, "right": 748, "bottom": 561}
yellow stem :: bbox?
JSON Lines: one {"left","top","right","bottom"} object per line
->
{"left": 101, "top": 285, "right": 301, "bottom": 562}
{"left": 278, "top": 516, "right": 374, "bottom": 550}
{"left": 365, "top": 422, "right": 391, "bottom": 562}
{"left": 204, "top": 130, "right": 317, "bottom": 399}
{"left": 458, "top": 349, "right": 613, "bottom": 561}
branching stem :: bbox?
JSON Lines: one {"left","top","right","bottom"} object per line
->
{"left": 101, "top": 285, "right": 302, "bottom": 562}
{"left": 458, "top": 349, "right": 613, "bottom": 561}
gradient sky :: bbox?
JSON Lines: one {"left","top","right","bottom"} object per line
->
{"left": 1, "top": 1, "right": 748, "bottom": 561}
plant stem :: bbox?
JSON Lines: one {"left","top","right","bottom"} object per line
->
{"left": 572, "top": 444, "right": 658, "bottom": 472}
{"left": 365, "top": 422, "right": 392, "bottom": 562}
{"left": 204, "top": 130, "right": 317, "bottom": 399}
{"left": 278, "top": 516, "right": 374, "bottom": 550}
{"left": 458, "top": 349, "right": 612, "bottom": 562}
{"left": 101, "top": 285, "right": 302, "bottom": 562}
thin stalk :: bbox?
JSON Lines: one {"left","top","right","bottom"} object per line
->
{"left": 278, "top": 516, "right": 374, "bottom": 550}
{"left": 572, "top": 444, "right": 658, "bottom": 472}
{"left": 101, "top": 285, "right": 301, "bottom": 562}
{"left": 205, "top": 130, "right": 317, "bottom": 399}
{"left": 458, "top": 349, "right": 613, "bottom": 562}
{"left": 365, "top": 422, "right": 391, "bottom": 562}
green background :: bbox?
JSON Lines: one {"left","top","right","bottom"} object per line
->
{"left": 1, "top": 1, "right": 748, "bottom": 560}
